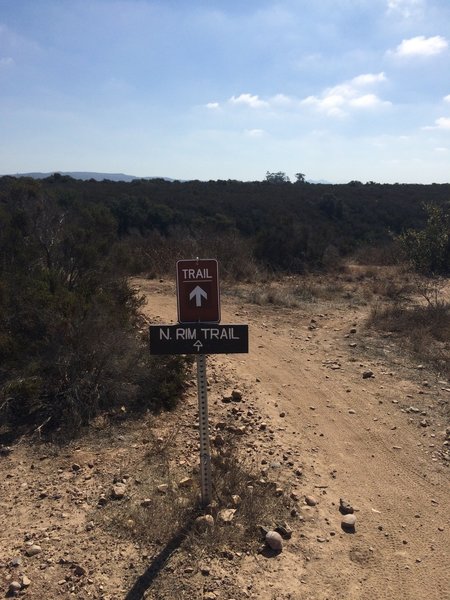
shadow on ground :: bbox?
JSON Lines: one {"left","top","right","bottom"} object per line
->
{"left": 124, "top": 513, "right": 199, "bottom": 600}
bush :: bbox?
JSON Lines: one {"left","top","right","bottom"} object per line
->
{"left": 399, "top": 203, "right": 450, "bottom": 275}
{"left": 0, "top": 181, "right": 189, "bottom": 439}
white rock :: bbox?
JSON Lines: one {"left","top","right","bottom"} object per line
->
{"left": 341, "top": 514, "right": 357, "bottom": 531}
{"left": 218, "top": 508, "right": 237, "bottom": 524}
{"left": 111, "top": 483, "right": 126, "bottom": 499}
{"left": 178, "top": 477, "right": 193, "bottom": 488}
{"left": 25, "top": 544, "right": 42, "bottom": 557}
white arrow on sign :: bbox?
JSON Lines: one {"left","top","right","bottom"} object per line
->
{"left": 189, "top": 285, "right": 208, "bottom": 307}
{"left": 193, "top": 340, "right": 203, "bottom": 351}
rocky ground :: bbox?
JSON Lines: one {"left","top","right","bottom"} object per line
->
{"left": 1, "top": 274, "right": 449, "bottom": 599}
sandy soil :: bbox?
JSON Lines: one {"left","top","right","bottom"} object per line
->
{"left": 1, "top": 276, "right": 449, "bottom": 600}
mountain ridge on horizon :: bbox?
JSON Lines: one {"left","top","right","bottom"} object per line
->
{"left": 5, "top": 171, "right": 334, "bottom": 184}
{"left": 6, "top": 171, "right": 175, "bottom": 182}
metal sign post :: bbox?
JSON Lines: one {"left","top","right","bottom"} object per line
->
{"left": 196, "top": 354, "right": 212, "bottom": 506}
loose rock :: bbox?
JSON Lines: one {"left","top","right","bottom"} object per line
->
{"left": 339, "top": 498, "right": 354, "bottom": 515}
{"left": 222, "top": 390, "right": 233, "bottom": 403}
{"left": 73, "top": 565, "right": 86, "bottom": 577}
{"left": 178, "top": 477, "right": 193, "bottom": 488}
{"left": 275, "top": 522, "right": 293, "bottom": 539}
{"left": 25, "top": 544, "right": 42, "bottom": 557}
{"left": 97, "top": 494, "right": 108, "bottom": 507}
{"left": 341, "top": 514, "right": 357, "bottom": 532}
{"left": 112, "top": 482, "right": 126, "bottom": 499}
{"left": 10, "top": 557, "right": 22, "bottom": 568}
{"left": 218, "top": 508, "right": 237, "bottom": 524}
{"left": 231, "top": 389, "right": 243, "bottom": 401}
{"left": 265, "top": 530, "right": 283, "bottom": 551}
{"left": 195, "top": 515, "right": 215, "bottom": 530}
{"left": 8, "top": 581, "right": 22, "bottom": 595}
{"left": 305, "top": 495, "right": 318, "bottom": 506}
{"left": 362, "top": 370, "right": 374, "bottom": 379}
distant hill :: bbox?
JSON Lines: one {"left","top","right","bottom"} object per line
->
{"left": 8, "top": 171, "right": 175, "bottom": 182}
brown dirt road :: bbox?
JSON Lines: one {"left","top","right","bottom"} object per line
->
{"left": 141, "top": 277, "right": 450, "bottom": 600}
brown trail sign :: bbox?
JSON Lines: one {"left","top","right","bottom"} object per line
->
{"left": 176, "top": 258, "right": 220, "bottom": 323}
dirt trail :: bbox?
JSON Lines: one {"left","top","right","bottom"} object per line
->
{"left": 141, "top": 278, "right": 450, "bottom": 600}
{"left": 1, "top": 277, "right": 448, "bottom": 600}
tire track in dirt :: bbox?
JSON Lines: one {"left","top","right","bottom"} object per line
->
{"left": 234, "top": 311, "right": 449, "bottom": 599}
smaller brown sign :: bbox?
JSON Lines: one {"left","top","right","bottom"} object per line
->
{"left": 176, "top": 259, "right": 220, "bottom": 323}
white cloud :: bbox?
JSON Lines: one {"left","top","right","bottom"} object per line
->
{"left": 435, "top": 117, "right": 450, "bottom": 130}
{"left": 423, "top": 117, "right": 450, "bottom": 130}
{"left": 390, "top": 35, "right": 448, "bottom": 58}
{"left": 244, "top": 128, "right": 265, "bottom": 137}
{"left": 352, "top": 72, "right": 387, "bottom": 86}
{"left": 301, "top": 72, "right": 390, "bottom": 117}
{"left": 211, "top": 73, "right": 389, "bottom": 120}
{"left": 270, "top": 94, "right": 293, "bottom": 107}
{"left": 387, "top": 0, "right": 424, "bottom": 19}
{"left": 444, "top": 95, "right": 450, "bottom": 103}
{"left": 350, "top": 94, "right": 388, "bottom": 108}
{"left": 434, "top": 147, "right": 448, "bottom": 152}
{"left": 229, "top": 93, "right": 268, "bottom": 109}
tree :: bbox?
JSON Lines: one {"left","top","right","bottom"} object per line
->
{"left": 294, "top": 172, "right": 306, "bottom": 183}
{"left": 265, "top": 171, "right": 290, "bottom": 184}
{"left": 399, "top": 203, "right": 450, "bottom": 275}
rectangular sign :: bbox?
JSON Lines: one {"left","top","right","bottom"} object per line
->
{"left": 149, "top": 324, "right": 248, "bottom": 355}
{"left": 176, "top": 259, "right": 220, "bottom": 323}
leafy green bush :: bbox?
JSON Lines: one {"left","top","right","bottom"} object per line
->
{"left": 399, "top": 203, "right": 450, "bottom": 275}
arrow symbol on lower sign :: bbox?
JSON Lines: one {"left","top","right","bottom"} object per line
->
{"left": 189, "top": 285, "right": 208, "bottom": 307}
{"left": 193, "top": 340, "right": 203, "bottom": 351}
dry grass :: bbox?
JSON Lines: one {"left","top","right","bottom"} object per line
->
{"left": 186, "top": 432, "right": 292, "bottom": 555}
{"left": 228, "top": 267, "right": 419, "bottom": 309}
{"left": 96, "top": 429, "right": 293, "bottom": 560}
{"left": 367, "top": 299, "right": 450, "bottom": 378}
{"left": 229, "top": 278, "right": 348, "bottom": 307}
{"left": 242, "top": 284, "right": 318, "bottom": 307}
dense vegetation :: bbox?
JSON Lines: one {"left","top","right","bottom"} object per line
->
{"left": 0, "top": 178, "right": 190, "bottom": 440}
{"left": 2, "top": 174, "right": 448, "bottom": 274}
{"left": 0, "top": 175, "right": 448, "bottom": 438}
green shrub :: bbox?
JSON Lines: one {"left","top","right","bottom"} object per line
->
{"left": 399, "top": 203, "right": 450, "bottom": 275}
{"left": 0, "top": 181, "right": 189, "bottom": 439}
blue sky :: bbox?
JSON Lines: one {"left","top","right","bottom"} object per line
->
{"left": 1, "top": 0, "right": 449, "bottom": 183}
